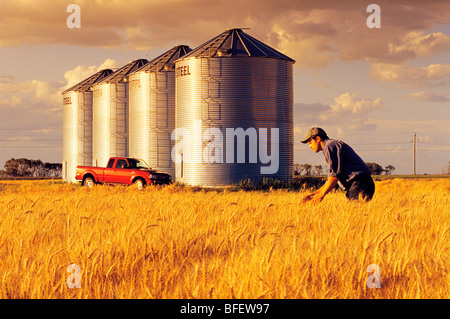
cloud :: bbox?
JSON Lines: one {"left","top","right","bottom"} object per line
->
{"left": 0, "top": 79, "right": 59, "bottom": 107}
{"left": 61, "top": 58, "right": 119, "bottom": 91}
{"left": 0, "top": 58, "right": 119, "bottom": 132}
{"left": 328, "top": 93, "right": 381, "bottom": 116}
{"left": 0, "top": 83, "right": 61, "bottom": 134}
{"left": 388, "top": 31, "right": 450, "bottom": 61}
{"left": 294, "top": 102, "right": 329, "bottom": 125}
{"left": 0, "top": 94, "right": 22, "bottom": 107}
{"left": 315, "top": 81, "right": 332, "bottom": 88}
{"left": 294, "top": 93, "right": 382, "bottom": 131}
{"left": 268, "top": 15, "right": 338, "bottom": 68}
{"left": 406, "top": 91, "right": 449, "bottom": 103}
{"left": 268, "top": 1, "right": 450, "bottom": 67}
{"left": 370, "top": 63, "right": 450, "bottom": 87}
{"left": 32, "top": 80, "right": 57, "bottom": 102}
{"left": 0, "top": 1, "right": 449, "bottom": 69}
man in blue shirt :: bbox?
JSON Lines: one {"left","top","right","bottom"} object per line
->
{"left": 300, "top": 127, "right": 375, "bottom": 203}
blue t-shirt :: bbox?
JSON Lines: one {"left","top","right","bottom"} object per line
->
{"left": 323, "top": 139, "right": 370, "bottom": 190}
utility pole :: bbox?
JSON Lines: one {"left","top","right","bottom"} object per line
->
{"left": 413, "top": 133, "right": 416, "bottom": 175}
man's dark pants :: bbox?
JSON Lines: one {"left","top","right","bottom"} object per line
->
{"left": 346, "top": 173, "right": 375, "bottom": 201}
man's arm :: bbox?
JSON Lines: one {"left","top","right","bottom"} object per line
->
{"left": 301, "top": 176, "right": 339, "bottom": 204}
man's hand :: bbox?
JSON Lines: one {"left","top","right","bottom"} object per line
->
{"left": 301, "top": 194, "right": 313, "bottom": 203}
{"left": 302, "top": 193, "right": 324, "bottom": 204}
{"left": 301, "top": 177, "right": 338, "bottom": 204}
{"left": 311, "top": 193, "right": 325, "bottom": 204}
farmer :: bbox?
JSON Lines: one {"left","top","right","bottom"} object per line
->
{"left": 300, "top": 127, "right": 375, "bottom": 204}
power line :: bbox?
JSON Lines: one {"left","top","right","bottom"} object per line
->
{"left": 0, "top": 146, "right": 62, "bottom": 149}
{"left": 417, "top": 149, "right": 450, "bottom": 152}
{"left": 357, "top": 149, "right": 412, "bottom": 152}
{"left": 420, "top": 142, "right": 449, "bottom": 146}
{"left": 296, "top": 148, "right": 413, "bottom": 152}
{"left": 0, "top": 139, "right": 62, "bottom": 142}
{"left": 340, "top": 132, "right": 414, "bottom": 136}
{"left": 0, "top": 127, "right": 62, "bottom": 131}
{"left": 351, "top": 142, "right": 412, "bottom": 145}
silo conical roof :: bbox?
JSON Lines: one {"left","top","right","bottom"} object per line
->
{"left": 133, "top": 45, "right": 192, "bottom": 73}
{"left": 180, "top": 28, "right": 295, "bottom": 62}
{"left": 62, "top": 69, "right": 114, "bottom": 94}
{"left": 97, "top": 59, "right": 149, "bottom": 84}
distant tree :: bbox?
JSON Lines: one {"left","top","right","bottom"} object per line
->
{"left": 302, "top": 163, "right": 312, "bottom": 176}
{"left": 293, "top": 163, "right": 302, "bottom": 176}
{"left": 4, "top": 158, "right": 20, "bottom": 176}
{"left": 313, "top": 165, "right": 323, "bottom": 176}
{"left": 365, "top": 162, "right": 384, "bottom": 175}
{"left": 384, "top": 165, "right": 396, "bottom": 175}
{"left": 3, "top": 158, "right": 61, "bottom": 177}
{"left": 293, "top": 163, "right": 324, "bottom": 176}
{"left": 443, "top": 162, "right": 450, "bottom": 175}
{"left": 43, "top": 162, "right": 62, "bottom": 177}
{"left": 5, "top": 158, "right": 41, "bottom": 176}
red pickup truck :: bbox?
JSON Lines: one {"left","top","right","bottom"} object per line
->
{"left": 75, "top": 157, "right": 172, "bottom": 189}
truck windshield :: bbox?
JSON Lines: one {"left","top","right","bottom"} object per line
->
{"left": 127, "top": 158, "right": 150, "bottom": 169}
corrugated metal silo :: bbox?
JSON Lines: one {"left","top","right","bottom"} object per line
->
{"left": 62, "top": 69, "right": 113, "bottom": 183}
{"left": 128, "top": 45, "right": 191, "bottom": 178}
{"left": 91, "top": 59, "right": 148, "bottom": 167}
{"left": 175, "top": 28, "right": 295, "bottom": 186}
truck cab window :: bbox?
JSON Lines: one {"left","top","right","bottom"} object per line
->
{"left": 107, "top": 158, "right": 115, "bottom": 168}
{"left": 116, "top": 159, "right": 129, "bottom": 169}
{"left": 128, "top": 158, "right": 150, "bottom": 169}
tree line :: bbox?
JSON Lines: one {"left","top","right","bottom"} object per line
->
{"left": 443, "top": 162, "right": 450, "bottom": 175}
{"left": 294, "top": 162, "right": 395, "bottom": 176}
{"left": 0, "top": 158, "right": 62, "bottom": 178}
{"left": 0, "top": 158, "right": 400, "bottom": 178}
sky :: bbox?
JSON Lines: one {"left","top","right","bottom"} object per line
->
{"left": 0, "top": 0, "right": 449, "bottom": 175}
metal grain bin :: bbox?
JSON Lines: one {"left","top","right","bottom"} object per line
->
{"left": 91, "top": 59, "right": 148, "bottom": 167}
{"left": 62, "top": 69, "right": 113, "bottom": 183}
{"left": 174, "top": 28, "right": 295, "bottom": 186}
{"left": 128, "top": 45, "right": 191, "bottom": 177}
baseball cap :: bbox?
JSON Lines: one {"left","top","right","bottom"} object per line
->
{"left": 300, "top": 127, "right": 328, "bottom": 143}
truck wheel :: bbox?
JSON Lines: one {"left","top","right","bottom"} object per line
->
{"left": 83, "top": 176, "right": 95, "bottom": 188}
{"left": 134, "top": 178, "right": 145, "bottom": 190}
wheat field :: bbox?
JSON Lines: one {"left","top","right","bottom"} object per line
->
{"left": 0, "top": 178, "right": 448, "bottom": 299}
